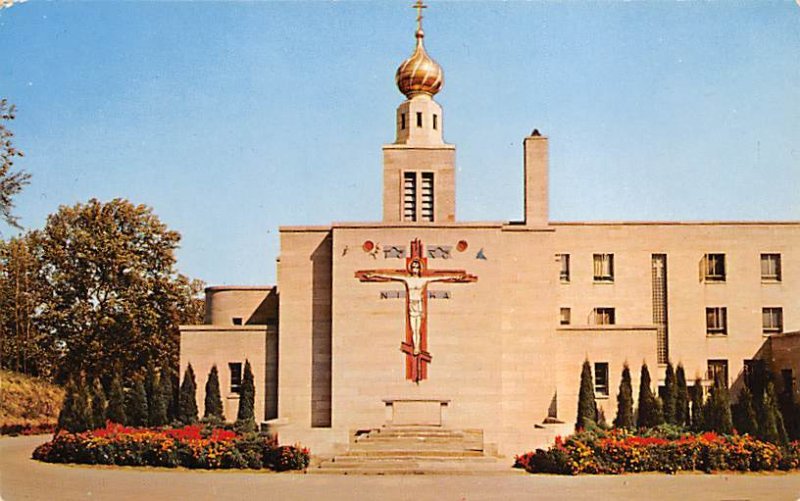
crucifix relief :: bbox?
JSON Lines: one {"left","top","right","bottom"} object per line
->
{"left": 355, "top": 239, "right": 477, "bottom": 383}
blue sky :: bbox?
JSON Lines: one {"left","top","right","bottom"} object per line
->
{"left": 2, "top": 1, "right": 798, "bottom": 285}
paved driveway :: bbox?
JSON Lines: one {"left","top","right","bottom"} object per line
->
{"left": 2, "top": 435, "right": 800, "bottom": 501}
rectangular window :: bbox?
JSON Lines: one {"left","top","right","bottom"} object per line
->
{"left": 232, "top": 317, "right": 243, "bottom": 326}
{"left": 403, "top": 172, "right": 417, "bottom": 222}
{"left": 594, "top": 362, "right": 609, "bottom": 397}
{"left": 593, "top": 307, "right": 616, "bottom": 325}
{"left": 761, "top": 254, "right": 782, "bottom": 281}
{"left": 416, "top": 112, "right": 423, "bottom": 127}
{"left": 401, "top": 112, "right": 406, "bottom": 130}
{"left": 703, "top": 253, "right": 726, "bottom": 282}
{"left": 707, "top": 359, "right": 729, "bottom": 386}
{"left": 762, "top": 307, "right": 783, "bottom": 335}
{"left": 706, "top": 307, "right": 727, "bottom": 335}
{"left": 560, "top": 307, "right": 571, "bottom": 325}
{"left": 433, "top": 114, "right": 438, "bottom": 130}
{"left": 593, "top": 254, "right": 614, "bottom": 282}
{"left": 229, "top": 362, "right": 243, "bottom": 394}
{"left": 558, "top": 254, "right": 570, "bottom": 282}
{"left": 420, "top": 172, "right": 434, "bottom": 222}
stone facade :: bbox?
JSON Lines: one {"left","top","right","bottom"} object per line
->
{"left": 180, "top": 15, "right": 799, "bottom": 457}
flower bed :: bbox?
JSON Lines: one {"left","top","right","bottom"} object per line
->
{"left": 32, "top": 422, "right": 310, "bottom": 471}
{"left": 514, "top": 429, "right": 800, "bottom": 475}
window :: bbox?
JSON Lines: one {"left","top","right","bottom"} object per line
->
{"left": 229, "top": 362, "right": 243, "bottom": 394}
{"left": 400, "top": 112, "right": 406, "bottom": 130}
{"left": 416, "top": 112, "right": 422, "bottom": 127}
{"left": 703, "top": 254, "right": 726, "bottom": 282}
{"left": 594, "top": 362, "right": 609, "bottom": 397}
{"left": 433, "top": 114, "right": 438, "bottom": 130}
{"left": 593, "top": 254, "right": 614, "bottom": 282}
{"left": 560, "top": 308, "right": 571, "bottom": 325}
{"left": 761, "top": 254, "right": 782, "bottom": 281}
{"left": 707, "top": 359, "right": 728, "bottom": 386}
{"left": 706, "top": 307, "right": 727, "bottom": 335}
{"left": 558, "top": 254, "right": 570, "bottom": 282}
{"left": 232, "top": 317, "right": 243, "bottom": 326}
{"left": 762, "top": 307, "right": 783, "bottom": 335}
{"left": 593, "top": 307, "right": 615, "bottom": 325}
{"left": 420, "top": 172, "right": 434, "bottom": 222}
{"left": 403, "top": 172, "right": 417, "bottom": 222}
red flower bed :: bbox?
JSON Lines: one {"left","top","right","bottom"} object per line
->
{"left": 515, "top": 429, "right": 797, "bottom": 475}
{"left": 32, "top": 422, "right": 309, "bottom": 471}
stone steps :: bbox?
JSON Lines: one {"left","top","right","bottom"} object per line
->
{"left": 316, "top": 425, "right": 505, "bottom": 474}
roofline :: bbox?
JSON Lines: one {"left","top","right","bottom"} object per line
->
{"left": 205, "top": 285, "right": 275, "bottom": 292}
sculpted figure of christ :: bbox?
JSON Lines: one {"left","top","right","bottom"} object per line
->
{"left": 356, "top": 259, "right": 477, "bottom": 356}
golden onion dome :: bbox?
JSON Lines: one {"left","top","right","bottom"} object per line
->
{"left": 395, "top": 28, "right": 443, "bottom": 99}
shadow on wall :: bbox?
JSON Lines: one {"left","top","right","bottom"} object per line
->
{"left": 311, "top": 235, "right": 333, "bottom": 428}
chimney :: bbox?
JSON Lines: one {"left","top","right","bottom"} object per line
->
{"left": 523, "top": 129, "right": 549, "bottom": 226}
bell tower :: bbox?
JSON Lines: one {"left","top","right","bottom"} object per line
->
{"left": 383, "top": 1, "right": 456, "bottom": 223}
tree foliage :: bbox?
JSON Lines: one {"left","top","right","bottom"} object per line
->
{"left": 178, "top": 364, "right": 198, "bottom": 425}
{"left": 576, "top": 360, "right": 597, "bottom": 430}
{"left": 0, "top": 198, "right": 204, "bottom": 382}
{"left": 57, "top": 377, "right": 91, "bottom": 433}
{"left": 0, "top": 99, "right": 31, "bottom": 230}
{"left": 674, "top": 363, "right": 689, "bottom": 427}
{"left": 733, "top": 385, "right": 758, "bottom": 436}
{"left": 690, "top": 378, "right": 704, "bottom": 432}
{"left": 758, "top": 382, "right": 788, "bottom": 445}
{"left": 106, "top": 372, "right": 126, "bottom": 425}
{"left": 236, "top": 360, "right": 257, "bottom": 433}
{"left": 204, "top": 365, "right": 224, "bottom": 422}
{"left": 703, "top": 373, "right": 733, "bottom": 434}
{"left": 613, "top": 363, "right": 634, "bottom": 429}
{"left": 89, "top": 377, "right": 107, "bottom": 430}
{"left": 636, "top": 363, "right": 662, "bottom": 428}
{"left": 126, "top": 377, "right": 149, "bottom": 427}
{"left": 662, "top": 362, "right": 677, "bottom": 425}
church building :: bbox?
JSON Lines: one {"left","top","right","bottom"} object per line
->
{"left": 180, "top": 5, "right": 799, "bottom": 457}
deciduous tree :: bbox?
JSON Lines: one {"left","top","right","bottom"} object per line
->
{"left": 0, "top": 99, "right": 31, "bottom": 230}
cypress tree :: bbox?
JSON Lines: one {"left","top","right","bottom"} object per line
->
{"left": 674, "top": 364, "right": 690, "bottom": 427}
{"left": 613, "top": 363, "right": 634, "bottom": 429}
{"left": 204, "top": 365, "right": 224, "bottom": 422}
{"left": 575, "top": 360, "right": 597, "bottom": 430}
{"left": 236, "top": 359, "right": 257, "bottom": 433}
{"left": 57, "top": 377, "right": 91, "bottom": 433}
{"left": 778, "top": 387, "right": 800, "bottom": 441}
{"left": 149, "top": 370, "right": 168, "bottom": 427}
{"left": 178, "top": 363, "right": 199, "bottom": 425}
{"left": 106, "top": 372, "right": 127, "bottom": 425}
{"left": 705, "top": 373, "right": 733, "bottom": 434}
{"left": 144, "top": 363, "right": 158, "bottom": 426}
{"left": 636, "top": 363, "right": 659, "bottom": 428}
{"left": 733, "top": 385, "right": 758, "bottom": 436}
{"left": 758, "top": 382, "right": 788, "bottom": 444}
{"left": 663, "top": 362, "right": 677, "bottom": 425}
{"left": 690, "top": 378, "right": 704, "bottom": 432}
{"left": 160, "top": 364, "right": 177, "bottom": 423}
{"left": 89, "top": 377, "right": 107, "bottom": 430}
{"left": 126, "top": 377, "right": 149, "bottom": 427}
